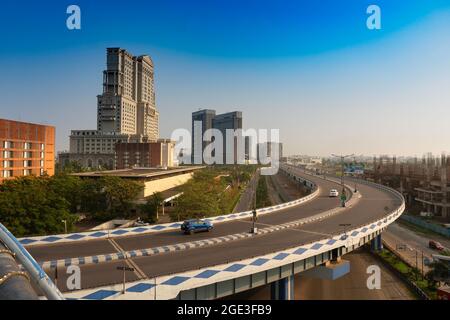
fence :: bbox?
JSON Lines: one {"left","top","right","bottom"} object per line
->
{"left": 400, "top": 215, "right": 450, "bottom": 238}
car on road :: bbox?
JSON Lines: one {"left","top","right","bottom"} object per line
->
{"left": 429, "top": 240, "right": 445, "bottom": 251}
{"left": 329, "top": 189, "right": 339, "bottom": 197}
{"left": 181, "top": 219, "right": 213, "bottom": 235}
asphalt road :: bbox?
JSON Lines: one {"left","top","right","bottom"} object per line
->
{"left": 233, "top": 170, "right": 259, "bottom": 212}
{"left": 223, "top": 249, "right": 415, "bottom": 300}
{"left": 36, "top": 170, "right": 401, "bottom": 292}
{"left": 28, "top": 170, "right": 343, "bottom": 262}
{"left": 383, "top": 221, "right": 450, "bottom": 272}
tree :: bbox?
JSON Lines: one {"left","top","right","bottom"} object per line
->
{"left": 100, "top": 176, "right": 143, "bottom": 217}
{"left": 141, "top": 192, "right": 163, "bottom": 223}
{"left": 0, "top": 176, "right": 74, "bottom": 237}
{"left": 426, "top": 260, "right": 450, "bottom": 286}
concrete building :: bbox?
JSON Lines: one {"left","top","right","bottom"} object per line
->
{"left": 191, "top": 109, "right": 216, "bottom": 164}
{"left": 72, "top": 166, "right": 204, "bottom": 199}
{"left": 0, "top": 119, "right": 55, "bottom": 183}
{"left": 366, "top": 154, "right": 450, "bottom": 221}
{"left": 115, "top": 139, "right": 175, "bottom": 169}
{"left": 191, "top": 109, "right": 243, "bottom": 164}
{"left": 60, "top": 48, "right": 159, "bottom": 169}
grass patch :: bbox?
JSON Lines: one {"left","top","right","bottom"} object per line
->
{"left": 376, "top": 248, "right": 438, "bottom": 299}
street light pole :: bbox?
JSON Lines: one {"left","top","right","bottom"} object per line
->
{"left": 331, "top": 154, "right": 354, "bottom": 207}
{"left": 61, "top": 220, "right": 67, "bottom": 234}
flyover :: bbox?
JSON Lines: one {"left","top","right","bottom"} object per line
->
{"left": 17, "top": 164, "right": 404, "bottom": 300}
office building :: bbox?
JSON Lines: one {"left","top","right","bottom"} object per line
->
{"left": 60, "top": 48, "right": 160, "bottom": 169}
{"left": 191, "top": 109, "right": 216, "bottom": 164}
{"left": 191, "top": 109, "right": 243, "bottom": 164}
{"left": 0, "top": 119, "right": 55, "bottom": 183}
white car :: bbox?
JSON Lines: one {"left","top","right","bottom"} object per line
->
{"left": 329, "top": 189, "right": 339, "bottom": 197}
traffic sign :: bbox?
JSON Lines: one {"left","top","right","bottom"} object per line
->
{"left": 117, "top": 266, "right": 134, "bottom": 272}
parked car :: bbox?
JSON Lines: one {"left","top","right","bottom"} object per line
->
{"left": 181, "top": 219, "right": 213, "bottom": 235}
{"left": 329, "top": 189, "right": 339, "bottom": 197}
{"left": 429, "top": 240, "right": 445, "bottom": 251}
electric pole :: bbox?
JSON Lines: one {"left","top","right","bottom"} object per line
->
{"left": 331, "top": 154, "right": 354, "bottom": 207}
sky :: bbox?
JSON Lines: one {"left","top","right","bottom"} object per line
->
{"left": 1, "top": 0, "right": 450, "bottom": 157}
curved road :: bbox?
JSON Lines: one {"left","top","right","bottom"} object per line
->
{"left": 29, "top": 168, "right": 401, "bottom": 293}
{"left": 28, "top": 170, "right": 343, "bottom": 262}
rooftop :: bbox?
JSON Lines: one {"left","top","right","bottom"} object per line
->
{"left": 71, "top": 166, "right": 205, "bottom": 179}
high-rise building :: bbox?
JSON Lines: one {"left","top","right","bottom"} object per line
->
{"left": 0, "top": 119, "right": 55, "bottom": 183}
{"left": 191, "top": 109, "right": 243, "bottom": 164}
{"left": 60, "top": 48, "right": 160, "bottom": 169}
{"left": 212, "top": 111, "right": 242, "bottom": 164}
{"left": 191, "top": 109, "right": 216, "bottom": 164}
{"left": 98, "top": 48, "right": 158, "bottom": 138}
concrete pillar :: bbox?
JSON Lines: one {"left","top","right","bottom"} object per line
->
{"left": 270, "top": 276, "right": 294, "bottom": 300}
{"left": 371, "top": 233, "right": 383, "bottom": 251}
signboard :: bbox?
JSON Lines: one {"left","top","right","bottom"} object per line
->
{"left": 344, "top": 163, "right": 365, "bottom": 175}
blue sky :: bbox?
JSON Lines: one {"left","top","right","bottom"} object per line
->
{"left": 1, "top": 0, "right": 450, "bottom": 156}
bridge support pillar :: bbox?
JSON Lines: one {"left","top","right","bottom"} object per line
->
{"left": 371, "top": 233, "right": 383, "bottom": 251}
{"left": 270, "top": 276, "right": 294, "bottom": 300}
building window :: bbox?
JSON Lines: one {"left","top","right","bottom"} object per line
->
{"left": 40, "top": 168, "right": 44, "bottom": 176}
{"left": 24, "top": 160, "right": 32, "bottom": 168}
{"left": 23, "top": 151, "right": 32, "bottom": 158}
{"left": 40, "top": 143, "right": 45, "bottom": 150}
{"left": 3, "top": 141, "right": 14, "bottom": 149}
{"left": 3, "top": 170, "right": 13, "bottom": 178}
{"left": 3, "top": 150, "right": 13, "bottom": 158}
{"left": 23, "top": 169, "right": 30, "bottom": 176}
{"left": 40, "top": 152, "right": 44, "bottom": 158}
{"left": 24, "top": 142, "right": 32, "bottom": 150}
{"left": 40, "top": 160, "right": 44, "bottom": 167}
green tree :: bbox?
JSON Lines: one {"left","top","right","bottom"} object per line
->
{"left": 141, "top": 192, "right": 163, "bottom": 223}
{"left": 0, "top": 176, "right": 74, "bottom": 237}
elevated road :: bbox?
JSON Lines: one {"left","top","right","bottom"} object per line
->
{"left": 27, "top": 170, "right": 343, "bottom": 263}
{"left": 24, "top": 166, "right": 403, "bottom": 299}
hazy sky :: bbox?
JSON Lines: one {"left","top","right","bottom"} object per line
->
{"left": 1, "top": 0, "right": 450, "bottom": 157}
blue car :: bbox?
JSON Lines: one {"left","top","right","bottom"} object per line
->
{"left": 181, "top": 219, "right": 213, "bottom": 234}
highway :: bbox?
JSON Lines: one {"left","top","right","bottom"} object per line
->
{"left": 27, "top": 170, "right": 343, "bottom": 263}
{"left": 26, "top": 168, "right": 402, "bottom": 294}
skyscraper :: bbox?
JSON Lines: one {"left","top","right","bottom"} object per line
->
{"left": 191, "top": 109, "right": 243, "bottom": 164}
{"left": 191, "top": 109, "right": 216, "bottom": 164}
{"left": 213, "top": 111, "right": 243, "bottom": 164}
{"left": 60, "top": 48, "right": 159, "bottom": 169}
{"left": 97, "top": 48, "right": 159, "bottom": 138}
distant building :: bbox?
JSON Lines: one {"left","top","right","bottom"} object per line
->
{"left": 0, "top": 119, "right": 55, "bottom": 183}
{"left": 60, "top": 48, "right": 159, "bottom": 169}
{"left": 257, "top": 142, "right": 283, "bottom": 161}
{"left": 115, "top": 139, "right": 175, "bottom": 169}
{"left": 191, "top": 109, "right": 216, "bottom": 164}
{"left": 191, "top": 109, "right": 243, "bottom": 164}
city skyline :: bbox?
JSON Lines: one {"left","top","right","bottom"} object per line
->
{"left": 1, "top": 1, "right": 450, "bottom": 157}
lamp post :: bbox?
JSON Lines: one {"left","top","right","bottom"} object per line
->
{"left": 61, "top": 220, "right": 67, "bottom": 234}
{"left": 331, "top": 154, "right": 354, "bottom": 207}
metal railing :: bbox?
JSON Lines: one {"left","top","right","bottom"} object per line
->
{"left": 0, "top": 223, "right": 64, "bottom": 300}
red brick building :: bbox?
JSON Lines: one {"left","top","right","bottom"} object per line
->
{"left": 0, "top": 119, "right": 55, "bottom": 183}
{"left": 115, "top": 140, "right": 174, "bottom": 169}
